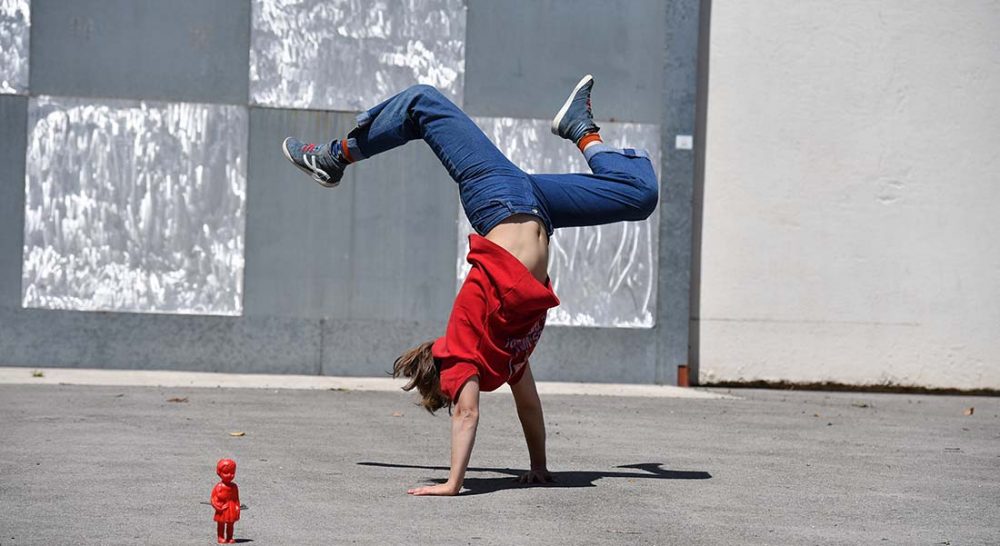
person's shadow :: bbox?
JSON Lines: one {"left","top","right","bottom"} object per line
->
{"left": 357, "top": 462, "right": 711, "bottom": 496}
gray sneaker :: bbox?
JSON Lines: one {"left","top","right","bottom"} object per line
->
{"left": 551, "top": 74, "right": 601, "bottom": 143}
{"left": 281, "top": 137, "right": 346, "bottom": 188}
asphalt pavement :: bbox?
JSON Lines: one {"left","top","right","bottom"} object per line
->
{"left": 0, "top": 377, "right": 997, "bottom": 545}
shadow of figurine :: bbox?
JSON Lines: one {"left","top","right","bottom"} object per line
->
{"left": 357, "top": 461, "right": 711, "bottom": 496}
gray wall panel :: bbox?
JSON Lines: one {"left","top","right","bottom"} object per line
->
{"left": 655, "top": 0, "right": 704, "bottom": 384}
{"left": 346, "top": 141, "right": 458, "bottom": 321}
{"left": 30, "top": 0, "right": 250, "bottom": 104}
{"left": 0, "top": 95, "right": 27, "bottom": 309}
{"left": 0, "top": 307, "right": 320, "bottom": 374}
{"left": 464, "top": 0, "right": 666, "bottom": 122}
{"left": 244, "top": 107, "right": 457, "bottom": 322}
{"left": 532, "top": 327, "right": 659, "bottom": 384}
{"left": 320, "top": 318, "right": 446, "bottom": 376}
{"left": 244, "top": 108, "right": 358, "bottom": 319}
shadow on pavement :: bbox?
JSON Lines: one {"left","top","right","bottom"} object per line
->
{"left": 358, "top": 462, "right": 711, "bottom": 496}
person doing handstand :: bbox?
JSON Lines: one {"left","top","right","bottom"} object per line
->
{"left": 281, "top": 75, "right": 658, "bottom": 496}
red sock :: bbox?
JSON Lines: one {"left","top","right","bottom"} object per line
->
{"left": 340, "top": 138, "right": 354, "bottom": 163}
{"left": 577, "top": 132, "right": 603, "bottom": 152}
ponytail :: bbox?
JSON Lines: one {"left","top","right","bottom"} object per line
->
{"left": 392, "top": 340, "right": 450, "bottom": 414}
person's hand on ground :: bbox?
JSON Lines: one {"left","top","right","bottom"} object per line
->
{"left": 408, "top": 482, "right": 460, "bottom": 496}
{"left": 516, "top": 467, "right": 554, "bottom": 484}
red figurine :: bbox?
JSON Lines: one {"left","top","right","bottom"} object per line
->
{"left": 210, "top": 458, "right": 240, "bottom": 544}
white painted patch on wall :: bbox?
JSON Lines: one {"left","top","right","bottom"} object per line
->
{"left": 0, "top": 0, "right": 30, "bottom": 95}
{"left": 250, "top": 0, "right": 466, "bottom": 111}
{"left": 22, "top": 97, "right": 248, "bottom": 316}
{"left": 458, "top": 117, "right": 662, "bottom": 329}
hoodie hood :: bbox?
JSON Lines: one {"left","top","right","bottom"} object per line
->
{"left": 466, "top": 235, "right": 560, "bottom": 314}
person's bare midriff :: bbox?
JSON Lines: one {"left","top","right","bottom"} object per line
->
{"left": 485, "top": 214, "right": 550, "bottom": 283}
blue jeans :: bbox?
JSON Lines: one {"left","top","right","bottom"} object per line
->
{"left": 346, "top": 85, "right": 659, "bottom": 235}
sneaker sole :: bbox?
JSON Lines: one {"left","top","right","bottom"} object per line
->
{"left": 281, "top": 137, "right": 339, "bottom": 188}
{"left": 551, "top": 74, "right": 594, "bottom": 137}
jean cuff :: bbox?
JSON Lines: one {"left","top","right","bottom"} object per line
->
{"left": 346, "top": 137, "right": 366, "bottom": 161}
{"left": 584, "top": 143, "right": 651, "bottom": 162}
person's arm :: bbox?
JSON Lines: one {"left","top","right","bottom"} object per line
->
{"left": 210, "top": 484, "right": 226, "bottom": 511}
{"left": 408, "top": 376, "right": 481, "bottom": 496}
{"left": 509, "top": 364, "right": 553, "bottom": 483}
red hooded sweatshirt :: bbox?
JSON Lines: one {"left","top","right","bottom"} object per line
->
{"left": 433, "top": 235, "right": 560, "bottom": 402}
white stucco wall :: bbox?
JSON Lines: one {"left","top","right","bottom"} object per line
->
{"left": 699, "top": 1, "right": 1000, "bottom": 388}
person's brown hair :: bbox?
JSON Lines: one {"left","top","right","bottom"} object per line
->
{"left": 392, "top": 340, "right": 450, "bottom": 414}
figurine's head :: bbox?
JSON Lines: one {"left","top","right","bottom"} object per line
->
{"left": 216, "top": 458, "right": 237, "bottom": 483}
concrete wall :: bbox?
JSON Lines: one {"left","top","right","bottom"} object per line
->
{"left": 698, "top": 1, "right": 1000, "bottom": 388}
{"left": 0, "top": 0, "right": 705, "bottom": 384}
